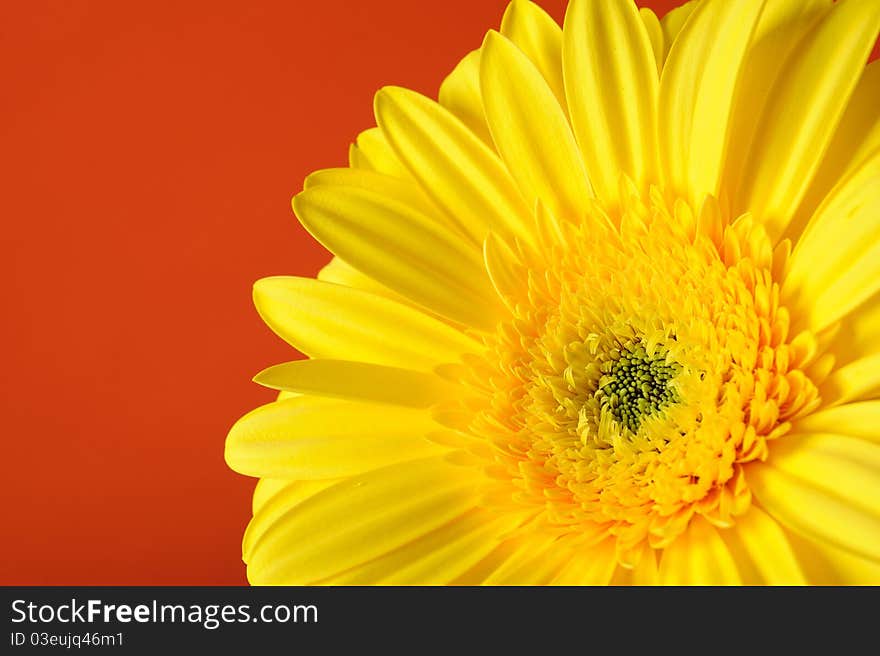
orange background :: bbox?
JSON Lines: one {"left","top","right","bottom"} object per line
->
{"left": 2, "top": 0, "right": 836, "bottom": 584}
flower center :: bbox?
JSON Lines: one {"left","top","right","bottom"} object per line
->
{"left": 452, "top": 186, "right": 822, "bottom": 564}
{"left": 597, "top": 342, "right": 680, "bottom": 434}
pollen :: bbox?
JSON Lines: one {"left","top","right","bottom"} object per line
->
{"left": 597, "top": 343, "right": 680, "bottom": 434}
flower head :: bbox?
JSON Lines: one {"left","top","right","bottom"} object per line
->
{"left": 227, "top": 0, "right": 880, "bottom": 584}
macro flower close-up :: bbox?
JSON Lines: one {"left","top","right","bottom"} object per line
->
{"left": 226, "top": 0, "right": 880, "bottom": 585}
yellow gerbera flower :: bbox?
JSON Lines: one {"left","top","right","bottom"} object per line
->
{"left": 226, "top": 0, "right": 880, "bottom": 585}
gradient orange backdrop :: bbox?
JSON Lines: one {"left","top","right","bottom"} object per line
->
{"left": 6, "top": 0, "right": 854, "bottom": 584}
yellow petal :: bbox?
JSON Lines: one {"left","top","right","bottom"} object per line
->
{"left": 317, "top": 257, "right": 395, "bottom": 298}
{"left": 783, "top": 151, "right": 880, "bottom": 332}
{"left": 787, "top": 530, "right": 880, "bottom": 585}
{"left": 321, "top": 509, "right": 521, "bottom": 585}
{"left": 348, "top": 141, "right": 369, "bottom": 172}
{"left": 815, "top": 284, "right": 880, "bottom": 371}
{"left": 684, "top": 516, "right": 743, "bottom": 585}
{"left": 253, "top": 276, "right": 478, "bottom": 371}
{"left": 736, "top": 0, "right": 880, "bottom": 241}
{"left": 658, "top": 0, "right": 765, "bottom": 206}
{"left": 348, "top": 127, "right": 411, "bottom": 180}
{"left": 304, "top": 167, "right": 443, "bottom": 226}
{"left": 316, "top": 257, "right": 459, "bottom": 325}
{"left": 483, "top": 231, "right": 526, "bottom": 307}
{"left": 720, "top": 0, "right": 830, "bottom": 214}
{"left": 659, "top": 0, "right": 697, "bottom": 62}
{"left": 722, "top": 505, "right": 807, "bottom": 585}
{"left": 606, "top": 565, "right": 633, "bottom": 585}
{"left": 449, "top": 538, "right": 521, "bottom": 585}
{"left": 819, "top": 353, "right": 880, "bottom": 409}
{"left": 244, "top": 456, "right": 481, "bottom": 584}
{"left": 500, "top": 0, "right": 567, "bottom": 113}
{"left": 245, "top": 479, "right": 338, "bottom": 560}
{"left": 549, "top": 539, "right": 618, "bottom": 585}
{"left": 438, "top": 49, "right": 493, "bottom": 147}
{"left": 639, "top": 8, "right": 664, "bottom": 74}
{"left": 632, "top": 545, "right": 659, "bottom": 585}
{"left": 794, "top": 402, "right": 880, "bottom": 442}
{"left": 749, "top": 433, "right": 880, "bottom": 562}
{"left": 225, "top": 396, "right": 446, "bottom": 479}
{"left": 563, "top": 0, "right": 658, "bottom": 203}
{"left": 374, "top": 86, "right": 534, "bottom": 246}
{"left": 253, "top": 359, "right": 455, "bottom": 409}
{"left": 252, "top": 478, "right": 296, "bottom": 515}
{"left": 792, "top": 60, "right": 880, "bottom": 239}
{"left": 658, "top": 516, "right": 742, "bottom": 585}
{"left": 293, "top": 184, "right": 501, "bottom": 329}
{"left": 482, "top": 533, "right": 570, "bottom": 585}
{"left": 480, "top": 30, "right": 591, "bottom": 223}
